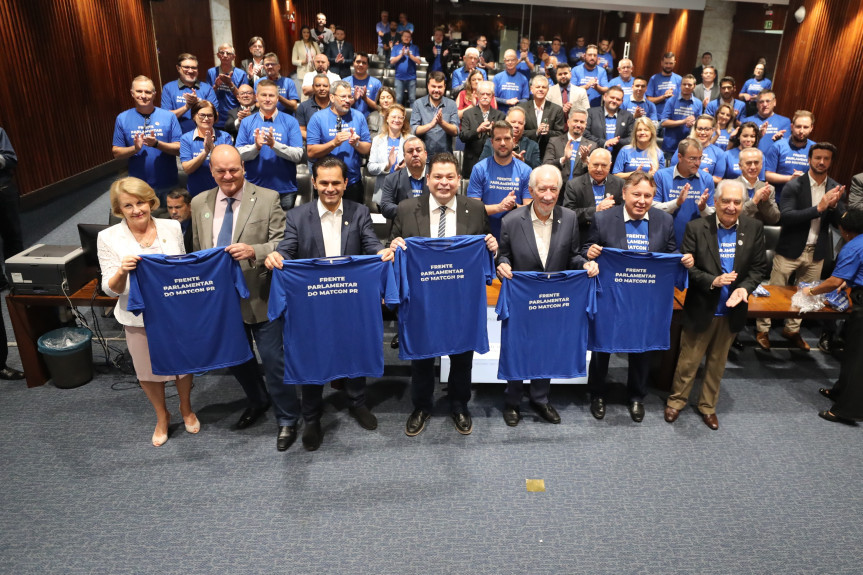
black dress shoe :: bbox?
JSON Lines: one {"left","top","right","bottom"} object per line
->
{"left": 819, "top": 387, "right": 836, "bottom": 400}
{"left": 235, "top": 403, "right": 271, "bottom": 430}
{"left": 390, "top": 334, "right": 399, "bottom": 349}
{"left": 302, "top": 420, "right": 323, "bottom": 451}
{"left": 818, "top": 410, "right": 856, "bottom": 425}
{"left": 731, "top": 336, "right": 744, "bottom": 350}
{"left": 349, "top": 405, "right": 378, "bottom": 430}
{"left": 531, "top": 401, "right": 561, "bottom": 424}
{"left": 277, "top": 425, "right": 298, "bottom": 451}
{"left": 629, "top": 401, "right": 645, "bottom": 422}
{"left": 405, "top": 409, "right": 430, "bottom": 436}
{"left": 503, "top": 404, "right": 520, "bottom": 427}
{"left": 0, "top": 366, "right": 25, "bottom": 380}
{"left": 590, "top": 397, "right": 606, "bottom": 420}
{"left": 452, "top": 412, "right": 473, "bottom": 435}
{"left": 818, "top": 333, "right": 833, "bottom": 354}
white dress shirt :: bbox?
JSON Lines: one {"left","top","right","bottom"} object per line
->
{"left": 530, "top": 203, "right": 553, "bottom": 268}
{"left": 807, "top": 174, "right": 827, "bottom": 246}
{"left": 429, "top": 194, "right": 457, "bottom": 238}
{"left": 318, "top": 198, "right": 344, "bottom": 257}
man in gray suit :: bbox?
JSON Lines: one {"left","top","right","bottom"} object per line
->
{"left": 191, "top": 144, "right": 300, "bottom": 452}
{"left": 390, "top": 153, "right": 498, "bottom": 437}
{"left": 496, "top": 165, "right": 598, "bottom": 426}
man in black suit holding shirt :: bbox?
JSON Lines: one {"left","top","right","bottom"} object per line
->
{"left": 390, "top": 153, "right": 498, "bottom": 437}
{"left": 265, "top": 156, "right": 392, "bottom": 451}
{"left": 665, "top": 179, "right": 767, "bottom": 430}
{"left": 496, "top": 165, "right": 598, "bottom": 426}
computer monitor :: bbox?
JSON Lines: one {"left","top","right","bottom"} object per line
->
{"left": 77, "top": 223, "right": 108, "bottom": 293}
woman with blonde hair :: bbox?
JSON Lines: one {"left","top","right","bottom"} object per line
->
{"left": 367, "top": 104, "right": 409, "bottom": 201}
{"left": 97, "top": 177, "right": 196, "bottom": 447}
{"left": 612, "top": 117, "right": 664, "bottom": 178}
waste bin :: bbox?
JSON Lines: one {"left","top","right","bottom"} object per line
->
{"left": 36, "top": 327, "right": 94, "bottom": 389}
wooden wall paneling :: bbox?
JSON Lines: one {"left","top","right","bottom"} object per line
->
{"left": 725, "top": 3, "right": 787, "bottom": 85}
{"left": 773, "top": 0, "right": 863, "bottom": 186}
{"left": 620, "top": 10, "right": 702, "bottom": 82}
{"left": 0, "top": 0, "right": 159, "bottom": 196}
{"left": 151, "top": 0, "right": 214, "bottom": 88}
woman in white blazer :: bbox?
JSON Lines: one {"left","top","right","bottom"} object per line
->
{"left": 97, "top": 177, "right": 198, "bottom": 447}
{"left": 292, "top": 26, "right": 320, "bottom": 81}
{"left": 367, "top": 104, "right": 409, "bottom": 203}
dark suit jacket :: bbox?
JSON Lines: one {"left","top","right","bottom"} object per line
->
{"left": 390, "top": 192, "right": 490, "bottom": 241}
{"left": 459, "top": 105, "right": 506, "bottom": 177}
{"left": 562, "top": 172, "right": 625, "bottom": 233}
{"left": 324, "top": 40, "right": 354, "bottom": 78}
{"left": 542, "top": 135, "right": 597, "bottom": 187}
{"left": 518, "top": 100, "right": 565, "bottom": 159}
{"left": 275, "top": 199, "right": 382, "bottom": 259}
{"left": 583, "top": 205, "right": 677, "bottom": 257}
{"left": 223, "top": 105, "right": 259, "bottom": 141}
{"left": 584, "top": 107, "right": 634, "bottom": 158}
{"left": 424, "top": 41, "right": 456, "bottom": 77}
{"left": 191, "top": 182, "right": 285, "bottom": 324}
{"left": 380, "top": 168, "right": 428, "bottom": 220}
{"left": 497, "top": 205, "right": 587, "bottom": 272}
{"left": 777, "top": 174, "right": 844, "bottom": 261}
{"left": 681, "top": 214, "right": 768, "bottom": 333}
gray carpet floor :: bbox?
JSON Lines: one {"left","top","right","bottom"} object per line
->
{"left": 1, "top": 177, "right": 861, "bottom": 574}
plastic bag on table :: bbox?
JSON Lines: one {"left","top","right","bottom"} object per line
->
{"left": 791, "top": 281, "right": 825, "bottom": 314}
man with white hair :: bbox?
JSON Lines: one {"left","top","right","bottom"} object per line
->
{"left": 735, "top": 147, "right": 780, "bottom": 224}
{"left": 518, "top": 75, "right": 565, "bottom": 159}
{"left": 608, "top": 58, "right": 635, "bottom": 99}
{"left": 665, "top": 179, "right": 767, "bottom": 430}
{"left": 496, "top": 164, "right": 598, "bottom": 426}
{"left": 451, "top": 47, "right": 487, "bottom": 94}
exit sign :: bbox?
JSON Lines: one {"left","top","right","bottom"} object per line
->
{"left": 765, "top": 20, "right": 773, "bottom": 29}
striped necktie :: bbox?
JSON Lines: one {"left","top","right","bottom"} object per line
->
{"left": 437, "top": 205, "right": 447, "bottom": 237}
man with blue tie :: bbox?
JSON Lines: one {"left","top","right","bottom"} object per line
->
{"left": 191, "top": 145, "right": 300, "bottom": 452}
{"left": 264, "top": 156, "right": 393, "bottom": 451}
{"left": 583, "top": 172, "right": 693, "bottom": 421}
{"left": 496, "top": 165, "right": 599, "bottom": 426}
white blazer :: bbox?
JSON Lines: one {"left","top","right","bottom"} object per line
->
{"left": 97, "top": 218, "right": 185, "bottom": 327}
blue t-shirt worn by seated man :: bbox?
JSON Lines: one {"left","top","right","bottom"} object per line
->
{"left": 236, "top": 110, "right": 304, "bottom": 194}
{"left": 741, "top": 77, "right": 772, "bottom": 100}
{"left": 496, "top": 271, "right": 598, "bottom": 381}
{"left": 493, "top": 71, "right": 530, "bottom": 113}
{"left": 179, "top": 128, "right": 234, "bottom": 197}
{"left": 393, "top": 235, "right": 496, "bottom": 361}
{"left": 654, "top": 166, "right": 715, "bottom": 248}
{"left": 161, "top": 80, "right": 218, "bottom": 133}
{"left": 589, "top": 248, "right": 688, "bottom": 353}
{"left": 306, "top": 108, "right": 371, "bottom": 186}
{"left": 112, "top": 107, "right": 182, "bottom": 190}
{"left": 466, "top": 157, "right": 532, "bottom": 239}
{"left": 671, "top": 142, "right": 727, "bottom": 179}
{"left": 127, "top": 247, "right": 252, "bottom": 375}
{"left": 267, "top": 255, "right": 399, "bottom": 385}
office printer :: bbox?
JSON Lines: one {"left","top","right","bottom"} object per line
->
{"left": 5, "top": 244, "right": 88, "bottom": 295}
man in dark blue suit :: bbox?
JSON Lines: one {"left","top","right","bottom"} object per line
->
{"left": 583, "top": 171, "right": 694, "bottom": 422}
{"left": 496, "top": 164, "right": 599, "bottom": 426}
{"left": 265, "top": 156, "right": 393, "bottom": 451}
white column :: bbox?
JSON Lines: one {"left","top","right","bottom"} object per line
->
{"left": 210, "top": 0, "right": 233, "bottom": 67}
{"left": 696, "top": 0, "right": 736, "bottom": 77}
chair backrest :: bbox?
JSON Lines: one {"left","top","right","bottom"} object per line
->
{"left": 763, "top": 224, "right": 781, "bottom": 273}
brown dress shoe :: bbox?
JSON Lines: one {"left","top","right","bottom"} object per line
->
{"left": 781, "top": 329, "right": 810, "bottom": 351}
{"left": 664, "top": 405, "right": 680, "bottom": 423}
{"left": 755, "top": 331, "right": 771, "bottom": 351}
{"left": 700, "top": 411, "right": 719, "bottom": 430}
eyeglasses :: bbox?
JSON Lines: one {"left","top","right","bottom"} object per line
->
{"left": 217, "top": 50, "right": 234, "bottom": 56}
{"left": 196, "top": 113, "right": 214, "bottom": 119}
{"left": 695, "top": 126, "right": 713, "bottom": 132}
{"left": 180, "top": 66, "right": 198, "bottom": 71}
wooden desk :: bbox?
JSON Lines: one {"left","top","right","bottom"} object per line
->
{"left": 6, "top": 280, "right": 117, "bottom": 388}
{"left": 674, "top": 285, "right": 852, "bottom": 318}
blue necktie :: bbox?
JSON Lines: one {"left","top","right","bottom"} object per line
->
{"left": 216, "top": 197, "right": 235, "bottom": 247}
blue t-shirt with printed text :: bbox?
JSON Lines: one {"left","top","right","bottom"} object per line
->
{"left": 646, "top": 72, "right": 682, "bottom": 117}
{"left": 589, "top": 247, "right": 688, "bottom": 352}
{"left": 764, "top": 138, "right": 814, "bottom": 202}
{"left": 347, "top": 75, "right": 383, "bottom": 117}
{"left": 496, "top": 271, "right": 598, "bottom": 381}
{"left": 393, "top": 235, "right": 495, "bottom": 360}
{"left": 466, "top": 157, "right": 532, "bottom": 239}
{"left": 493, "top": 71, "right": 530, "bottom": 112}
{"left": 267, "top": 255, "right": 399, "bottom": 384}
{"left": 306, "top": 108, "right": 371, "bottom": 185}
{"left": 254, "top": 76, "right": 299, "bottom": 114}
{"left": 112, "top": 107, "right": 182, "bottom": 190}
{"left": 832, "top": 234, "right": 863, "bottom": 288}
{"left": 572, "top": 64, "right": 609, "bottom": 107}
{"left": 622, "top": 97, "right": 658, "bottom": 123}
{"left": 715, "top": 227, "right": 737, "bottom": 316}
{"left": 127, "top": 247, "right": 252, "bottom": 375}
{"left": 659, "top": 96, "right": 703, "bottom": 153}
{"left": 613, "top": 146, "right": 666, "bottom": 175}
{"left": 236, "top": 111, "right": 304, "bottom": 194}
{"left": 654, "top": 167, "right": 715, "bottom": 248}
{"left": 671, "top": 142, "right": 727, "bottom": 179}
{"left": 160, "top": 80, "right": 217, "bottom": 133}
{"left": 179, "top": 129, "right": 234, "bottom": 196}
{"left": 207, "top": 66, "right": 249, "bottom": 128}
